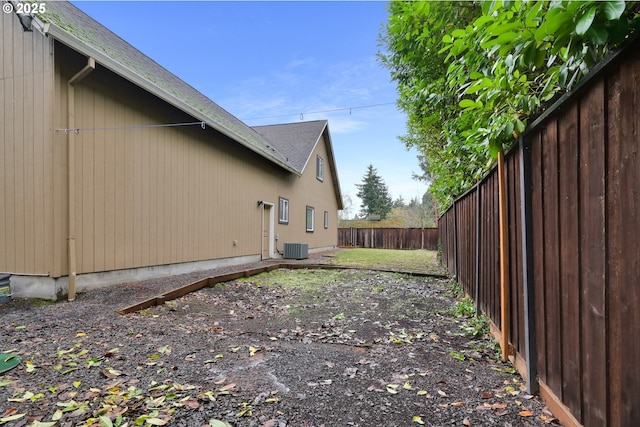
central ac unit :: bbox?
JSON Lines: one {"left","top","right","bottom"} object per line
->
{"left": 283, "top": 243, "right": 308, "bottom": 259}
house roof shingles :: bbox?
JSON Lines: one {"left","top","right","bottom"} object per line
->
{"left": 252, "top": 120, "right": 328, "bottom": 174}
{"left": 36, "top": 1, "right": 297, "bottom": 174}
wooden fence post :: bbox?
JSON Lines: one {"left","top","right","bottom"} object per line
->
{"left": 498, "top": 150, "right": 510, "bottom": 361}
{"left": 475, "top": 183, "right": 482, "bottom": 316}
{"left": 519, "top": 136, "right": 538, "bottom": 393}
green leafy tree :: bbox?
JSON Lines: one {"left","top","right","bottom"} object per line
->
{"left": 380, "top": 0, "right": 640, "bottom": 210}
{"left": 379, "top": 1, "right": 485, "bottom": 209}
{"left": 388, "top": 192, "right": 436, "bottom": 228}
{"left": 441, "top": 0, "right": 640, "bottom": 155}
{"left": 356, "top": 164, "right": 393, "bottom": 219}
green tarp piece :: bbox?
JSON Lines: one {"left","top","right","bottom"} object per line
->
{"left": 0, "top": 353, "right": 21, "bottom": 374}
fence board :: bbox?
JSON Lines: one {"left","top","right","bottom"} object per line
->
{"left": 456, "top": 191, "right": 477, "bottom": 297}
{"left": 529, "top": 130, "right": 547, "bottom": 385}
{"left": 579, "top": 80, "right": 608, "bottom": 427}
{"left": 607, "top": 53, "right": 640, "bottom": 427}
{"left": 542, "top": 118, "right": 563, "bottom": 397}
{"left": 558, "top": 103, "right": 582, "bottom": 420}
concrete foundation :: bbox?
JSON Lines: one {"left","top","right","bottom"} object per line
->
{"left": 9, "top": 254, "right": 261, "bottom": 300}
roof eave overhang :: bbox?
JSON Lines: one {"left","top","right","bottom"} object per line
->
{"left": 42, "top": 22, "right": 300, "bottom": 176}
{"left": 322, "top": 124, "right": 344, "bottom": 210}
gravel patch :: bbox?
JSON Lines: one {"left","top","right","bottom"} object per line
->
{"left": 0, "top": 251, "right": 558, "bottom": 426}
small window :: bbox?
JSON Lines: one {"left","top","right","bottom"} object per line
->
{"left": 316, "top": 155, "right": 324, "bottom": 181}
{"left": 279, "top": 197, "right": 289, "bottom": 224}
{"left": 306, "top": 206, "right": 315, "bottom": 232}
{"left": 324, "top": 211, "right": 329, "bottom": 229}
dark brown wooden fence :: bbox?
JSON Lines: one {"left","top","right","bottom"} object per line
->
{"left": 439, "top": 35, "right": 640, "bottom": 427}
{"left": 338, "top": 227, "right": 438, "bottom": 250}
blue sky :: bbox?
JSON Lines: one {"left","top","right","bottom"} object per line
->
{"left": 71, "top": 1, "right": 426, "bottom": 217}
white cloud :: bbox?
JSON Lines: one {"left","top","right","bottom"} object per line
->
{"left": 286, "top": 57, "right": 316, "bottom": 69}
{"left": 323, "top": 115, "right": 366, "bottom": 134}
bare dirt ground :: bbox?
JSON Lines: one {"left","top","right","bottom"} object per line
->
{"left": 0, "top": 250, "right": 559, "bottom": 427}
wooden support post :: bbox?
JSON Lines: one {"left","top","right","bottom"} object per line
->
{"left": 497, "top": 150, "right": 510, "bottom": 361}
{"left": 475, "top": 183, "right": 482, "bottom": 316}
{"left": 519, "top": 136, "right": 538, "bottom": 393}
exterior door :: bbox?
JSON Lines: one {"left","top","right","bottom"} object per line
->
{"left": 261, "top": 202, "right": 274, "bottom": 259}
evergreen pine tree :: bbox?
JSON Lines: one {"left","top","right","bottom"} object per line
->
{"left": 355, "top": 164, "right": 393, "bottom": 219}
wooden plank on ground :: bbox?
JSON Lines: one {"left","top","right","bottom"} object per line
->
{"left": 162, "top": 278, "right": 209, "bottom": 300}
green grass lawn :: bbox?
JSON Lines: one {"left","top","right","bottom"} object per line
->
{"left": 327, "top": 248, "right": 446, "bottom": 275}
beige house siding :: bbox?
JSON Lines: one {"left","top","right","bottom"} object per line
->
{"left": 0, "top": 11, "right": 55, "bottom": 276}
{"left": 50, "top": 43, "right": 338, "bottom": 277}
{"left": 3, "top": 11, "right": 341, "bottom": 298}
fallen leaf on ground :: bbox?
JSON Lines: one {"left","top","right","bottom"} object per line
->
{"left": 219, "top": 383, "right": 236, "bottom": 392}
{"left": 0, "top": 413, "right": 26, "bottom": 423}
{"left": 386, "top": 384, "right": 399, "bottom": 394}
{"left": 412, "top": 415, "right": 425, "bottom": 424}
{"left": 1, "top": 408, "right": 19, "bottom": 417}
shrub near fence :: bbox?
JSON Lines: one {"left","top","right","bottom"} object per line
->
{"left": 439, "top": 36, "right": 640, "bottom": 427}
{"left": 338, "top": 228, "right": 438, "bottom": 250}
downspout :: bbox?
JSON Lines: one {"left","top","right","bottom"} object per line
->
{"left": 67, "top": 57, "right": 95, "bottom": 301}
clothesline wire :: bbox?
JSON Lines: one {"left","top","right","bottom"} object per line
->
{"left": 55, "top": 121, "right": 206, "bottom": 134}
{"left": 54, "top": 101, "right": 398, "bottom": 133}
{"left": 243, "top": 102, "right": 397, "bottom": 121}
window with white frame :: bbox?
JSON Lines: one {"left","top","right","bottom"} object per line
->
{"left": 306, "top": 206, "right": 315, "bottom": 232}
{"left": 279, "top": 197, "right": 289, "bottom": 224}
{"left": 316, "top": 155, "right": 324, "bottom": 181}
{"left": 324, "top": 211, "right": 329, "bottom": 229}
